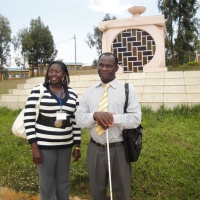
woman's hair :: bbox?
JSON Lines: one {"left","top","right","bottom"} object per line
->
{"left": 44, "top": 61, "right": 70, "bottom": 86}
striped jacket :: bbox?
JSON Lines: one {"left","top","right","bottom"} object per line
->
{"left": 24, "top": 84, "right": 81, "bottom": 149}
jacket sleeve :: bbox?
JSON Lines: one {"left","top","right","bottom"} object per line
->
{"left": 71, "top": 91, "right": 81, "bottom": 144}
{"left": 24, "top": 85, "right": 42, "bottom": 144}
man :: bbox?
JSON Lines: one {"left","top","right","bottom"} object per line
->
{"left": 75, "top": 52, "right": 141, "bottom": 200}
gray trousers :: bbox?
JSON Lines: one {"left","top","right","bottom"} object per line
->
{"left": 37, "top": 148, "right": 72, "bottom": 200}
{"left": 87, "top": 141, "right": 132, "bottom": 200}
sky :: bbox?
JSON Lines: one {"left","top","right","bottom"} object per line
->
{"left": 1, "top": 0, "right": 200, "bottom": 67}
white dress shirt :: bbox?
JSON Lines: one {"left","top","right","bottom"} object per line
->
{"left": 75, "top": 78, "right": 142, "bottom": 144}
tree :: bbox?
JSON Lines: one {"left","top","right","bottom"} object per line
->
{"left": 158, "top": 0, "right": 200, "bottom": 66}
{"left": 92, "top": 58, "right": 98, "bottom": 68}
{"left": 174, "top": 0, "right": 199, "bottom": 64}
{"left": 158, "top": 0, "right": 178, "bottom": 66}
{"left": 12, "top": 28, "right": 33, "bottom": 69}
{"left": 13, "top": 16, "right": 57, "bottom": 75}
{"left": 28, "top": 17, "right": 57, "bottom": 65}
{"left": 0, "top": 14, "right": 11, "bottom": 67}
{"left": 197, "top": 40, "right": 200, "bottom": 54}
{"left": 86, "top": 14, "right": 117, "bottom": 56}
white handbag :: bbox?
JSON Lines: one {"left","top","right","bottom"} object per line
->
{"left": 12, "top": 83, "right": 44, "bottom": 139}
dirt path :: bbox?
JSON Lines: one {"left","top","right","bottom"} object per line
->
{"left": 0, "top": 187, "right": 88, "bottom": 200}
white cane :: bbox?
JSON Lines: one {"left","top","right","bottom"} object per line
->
{"left": 106, "top": 129, "right": 113, "bottom": 200}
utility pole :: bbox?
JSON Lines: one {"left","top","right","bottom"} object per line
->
{"left": 74, "top": 34, "right": 77, "bottom": 73}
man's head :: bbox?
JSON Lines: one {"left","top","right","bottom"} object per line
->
{"left": 98, "top": 52, "right": 119, "bottom": 83}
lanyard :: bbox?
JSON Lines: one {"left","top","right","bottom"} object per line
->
{"left": 59, "top": 90, "right": 62, "bottom": 111}
{"left": 49, "top": 84, "right": 63, "bottom": 111}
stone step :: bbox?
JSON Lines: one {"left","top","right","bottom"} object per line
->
{"left": 7, "top": 79, "right": 200, "bottom": 92}
{"left": 1, "top": 71, "right": 200, "bottom": 110}
{"left": 8, "top": 85, "right": 200, "bottom": 96}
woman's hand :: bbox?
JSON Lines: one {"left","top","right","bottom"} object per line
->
{"left": 72, "top": 146, "right": 81, "bottom": 162}
{"left": 31, "top": 142, "right": 42, "bottom": 165}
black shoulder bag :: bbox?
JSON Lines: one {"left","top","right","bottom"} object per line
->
{"left": 122, "top": 83, "right": 143, "bottom": 162}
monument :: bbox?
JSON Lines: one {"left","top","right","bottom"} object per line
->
{"left": 98, "top": 6, "right": 167, "bottom": 73}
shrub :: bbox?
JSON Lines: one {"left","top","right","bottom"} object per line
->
{"left": 188, "top": 62, "right": 200, "bottom": 66}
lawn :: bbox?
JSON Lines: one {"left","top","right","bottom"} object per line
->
{"left": 0, "top": 105, "right": 200, "bottom": 199}
{"left": 0, "top": 66, "right": 200, "bottom": 199}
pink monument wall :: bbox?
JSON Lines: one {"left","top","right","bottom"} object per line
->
{"left": 98, "top": 6, "right": 167, "bottom": 73}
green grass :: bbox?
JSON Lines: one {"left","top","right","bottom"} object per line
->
{"left": 1, "top": 105, "right": 200, "bottom": 199}
{"left": 168, "top": 64, "right": 200, "bottom": 71}
{"left": 1, "top": 67, "right": 200, "bottom": 199}
{"left": 0, "top": 108, "right": 39, "bottom": 195}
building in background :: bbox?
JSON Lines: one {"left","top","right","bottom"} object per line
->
{"left": 1, "top": 68, "right": 30, "bottom": 80}
{"left": 1, "top": 62, "right": 85, "bottom": 80}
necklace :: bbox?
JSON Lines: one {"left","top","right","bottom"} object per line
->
{"left": 50, "top": 84, "right": 63, "bottom": 98}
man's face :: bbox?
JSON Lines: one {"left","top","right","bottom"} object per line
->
{"left": 98, "top": 55, "right": 119, "bottom": 83}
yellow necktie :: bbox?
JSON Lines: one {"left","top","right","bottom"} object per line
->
{"left": 95, "top": 83, "right": 110, "bottom": 136}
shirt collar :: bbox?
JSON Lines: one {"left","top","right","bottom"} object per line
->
{"left": 96, "top": 78, "right": 117, "bottom": 89}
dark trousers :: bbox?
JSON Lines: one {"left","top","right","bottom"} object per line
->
{"left": 87, "top": 141, "right": 132, "bottom": 200}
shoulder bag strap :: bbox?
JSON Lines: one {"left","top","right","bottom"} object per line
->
{"left": 35, "top": 83, "right": 44, "bottom": 109}
{"left": 124, "top": 83, "right": 142, "bottom": 130}
{"left": 35, "top": 83, "right": 44, "bottom": 121}
{"left": 124, "top": 83, "right": 129, "bottom": 113}
{"left": 38, "top": 83, "right": 44, "bottom": 101}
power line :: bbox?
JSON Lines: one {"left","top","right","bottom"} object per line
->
{"left": 55, "top": 38, "right": 73, "bottom": 45}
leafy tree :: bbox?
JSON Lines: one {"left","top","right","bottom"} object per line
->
{"left": 12, "top": 28, "right": 33, "bottom": 68}
{"left": 92, "top": 58, "right": 98, "bottom": 68}
{"left": 158, "top": 0, "right": 178, "bottom": 66}
{"left": 13, "top": 17, "right": 57, "bottom": 75}
{"left": 197, "top": 40, "right": 200, "bottom": 54}
{"left": 86, "top": 14, "right": 117, "bottom": 56}
{"left": 158, "top": 0, "right": 200, "bottom": 66}
{"left": 174, "top": 0, "right": 199, "bottom": 64}
{"left": 0, "top": 14, "right": 11, "bottom": 67}
{"left": 28, "top": 17, "right": 57, "bottom": 65}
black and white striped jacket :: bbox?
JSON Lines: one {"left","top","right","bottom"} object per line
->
{"left": 24, "top": 84, "right": 81, "bottom": 149}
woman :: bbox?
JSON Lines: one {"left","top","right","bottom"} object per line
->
{"left": 24, "top": 61, "right": 81, "bottom": 200}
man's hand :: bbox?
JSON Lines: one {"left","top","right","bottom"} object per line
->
{"left": 93, "top": 112, "right": 115, "bottom": 130}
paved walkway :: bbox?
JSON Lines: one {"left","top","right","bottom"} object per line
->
{"left": 0, "top": 187, "right": 87, "bottom": 200}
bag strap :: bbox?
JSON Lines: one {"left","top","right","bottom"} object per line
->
{"left": 124, "top": 83, "right": 143, "bottom": 130}
{"left": 36, "top": 83, "right": 44, "bottom": 108}
{"left": 39, "top": 83, "right": 44, "bottom": 100}
{"left": 124, "top": 83, "right": 129, "bottom": 113}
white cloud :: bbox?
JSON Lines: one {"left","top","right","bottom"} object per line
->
{"left": 88, "top": 0, "right": 132, "bottom": 14}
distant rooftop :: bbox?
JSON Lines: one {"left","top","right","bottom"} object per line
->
{"left": 6, "top": 68, "right": 28, "bottom": 71}
{"left": 64, "top": 62, "right": 84, "bottom": 65}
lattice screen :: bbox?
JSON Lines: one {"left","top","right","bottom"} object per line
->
{"left": 112, "top": 29, "right": 156, "bottom": 73}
